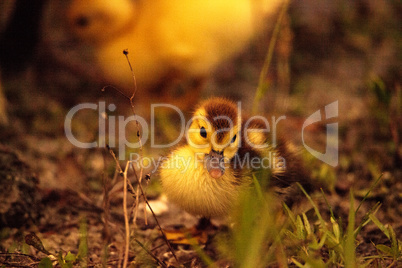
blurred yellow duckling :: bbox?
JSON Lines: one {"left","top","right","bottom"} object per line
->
{"left": 160, "top": 97, "right": 311, "bottom": 219}
{"left": 65, "top": 0, "right": 284, "bottom": 100}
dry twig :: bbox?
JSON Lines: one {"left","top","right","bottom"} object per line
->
{"left": 103, "top": 50, "right": 179, "bottom": 267}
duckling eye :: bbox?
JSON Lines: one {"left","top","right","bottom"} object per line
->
{"left": 75, "top": 16, "right": 90, "bottom": 27}
{"left": 200, "top": 127, "right": 207, "bottom": 138}
{"left": 231, "top": 134, "right": 237, "bottom": 143}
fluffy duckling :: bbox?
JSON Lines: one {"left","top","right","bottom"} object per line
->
{"left": 64, "top": 0, "right": 284, "bottom": 97}
{"left": 160, "top": 97, "right": 311, "bottom": 218}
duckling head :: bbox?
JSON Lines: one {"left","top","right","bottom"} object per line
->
{"left": 66, "top": 0, "right": 138, "bottom": 44}
{"left": 186, "top": 98, "right": 241, "bottom": 179}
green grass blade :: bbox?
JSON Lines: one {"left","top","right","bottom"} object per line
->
{"left": 282, "top": 202, "right": 296, "bottom": 225}
{"left": 252, "top": 0, "right": 289, "bottom": 114}
{"left": 369, "top": 214, "right": 390, "bottom": 239}
{"left": 320, "top": 188, "right": 335, "bottom": 220}
{"left": 355, "top": 173, "right": 383, "bottom": 215}
{"left": 78, "top": 218, "right": 88, "bottom": 268}
{"left": 296, "top": 183, "right": 327, "bottom": 232}
{"left": 252, "top": 174, "right": 265, "bottom": 202}
{"left": 344, "top": 190, "right": 357, "bottom": 268}
{"left": 354, "top": 202, "right": 381, "bottom": 238}
{"left": 388, "top": 225, "right": 400, "bottom": 260}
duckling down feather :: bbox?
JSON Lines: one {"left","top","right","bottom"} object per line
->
{"left": 64, "top": 0, "right": 284, "bottom": 94}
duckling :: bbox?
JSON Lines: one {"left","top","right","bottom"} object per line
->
{"left": 64, "top": 0, "right": 284, "bottom": 99}
{"left": 160, "top": 97, "right": 312, "bottom": 219}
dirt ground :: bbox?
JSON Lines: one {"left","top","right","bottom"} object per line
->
{"left": 0, "top": 0, "right": 401, "bottom": 267}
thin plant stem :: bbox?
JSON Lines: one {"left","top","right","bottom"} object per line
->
{"left": 122, "top": 161, "right": 130, "bottom": 268}
{"left": 134, "top": 238, "right": 168, "bottom": 268}
{"left": 106, "top": 50, "right": 178, "bottom": 266}
{"left": 129, "top": 164, "right": 180, "bottom": 264}
{"left": 252, "top": 0, "right": 289, "bottom": 115}
{"left": 123, "top": 50, "right": 147, "bottom": 227}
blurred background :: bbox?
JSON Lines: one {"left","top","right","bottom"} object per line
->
{"left": 0, "top": 0, "right": 400, "bottom": 263}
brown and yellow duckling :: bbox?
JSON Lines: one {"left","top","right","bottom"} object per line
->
{"left": 62, "top": 0, "right": 284, "bottom": 108}
{"left": 160, "top": 97, "right": 312, "bottom": 220}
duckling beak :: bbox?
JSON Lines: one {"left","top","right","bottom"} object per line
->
{"left": 205, "top": 149, "right": 225, "bottom": 179}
